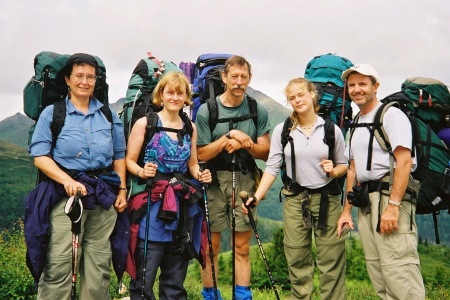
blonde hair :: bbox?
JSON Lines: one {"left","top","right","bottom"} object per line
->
{"left": 152, "top": 72, "right": 193, "bottom": 106}
{"left": 284, "top": 78, "right": 319, "bottom": 129}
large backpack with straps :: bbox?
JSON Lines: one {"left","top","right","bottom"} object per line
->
{"left": 121, "top": 52, "right": 183, "bottom": 141}
{"left": 121, "top": 53, "right": 193, "bottom": 196}
{"left": 191, "top": 53, "right": 233, "bottom": 122}
{"left": 401, "top": 77, "right": 450, "bottom": 133}
{"left": 350, "top": 91, "right": 450, "bottom": 243}
{"left": 279, "top": 116, "right": 336, "bottom": 197}
{"left": 24, "top": 51, "right": 109, "bottom": 145}
{"left": 304, "top": 53, "right": 354, "bottom": 137}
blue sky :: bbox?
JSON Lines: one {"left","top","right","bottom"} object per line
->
{"left": 1, "top": 0, "right": 449, "bottom": 121}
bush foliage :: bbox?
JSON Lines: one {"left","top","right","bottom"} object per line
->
{"left": 1, "top": 222, "right": 449, "bottom": 299}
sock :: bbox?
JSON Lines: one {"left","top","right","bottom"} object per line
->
{"left": 236, "top": 285, "right": 253, "bottom": 300}
{"left": 201, "top": 287, "right": 222, "bottom": 300}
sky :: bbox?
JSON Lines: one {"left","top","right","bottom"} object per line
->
{"left": 1, "top": 0, "right": 449, "bottom": 121}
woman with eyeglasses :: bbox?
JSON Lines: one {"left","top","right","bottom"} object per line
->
{"left": 27, "top": 53, "right": 127, "bottom": 299}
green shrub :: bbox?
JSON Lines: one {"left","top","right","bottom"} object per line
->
{"left": 0, "top": 221, "right": 35, "bottom": 300}
{"left": 2, "top": 219, "right": 449, "bottom": 299}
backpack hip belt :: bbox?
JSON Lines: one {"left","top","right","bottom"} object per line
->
{"left": 63, "top": 165, "right": 114, "bottom": 179}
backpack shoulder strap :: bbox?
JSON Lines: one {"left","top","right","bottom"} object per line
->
{"left": 323, "top": 117, "right": 336, "bottom": 162}
{"left": 206, "top": 97, "right": 219, "bottom": 133}
{"left": 281, "top": 117, "right": 293, "bottom": 150}
{"left": 247, "top": 95, "right": 258, "bottom": 130}
{"left": 373, "top": 102, "right": 398, "bottom": 153}
{"left": 50, "top": 101, "right": 66, "bottom": 150}
{"left": 348, "top": 112, "right": 360, "bottom": 145}
{"left": 99, "top": 104, "right": 113, "bottom": 124}
{"left": 179, "top": 111, "right": 194, "bottom": 137}
{"left": 139, "top": 112, "right": 159, "bottom": 166}
{"left": 280, "top": 117, "right": 298, "bottom": 184}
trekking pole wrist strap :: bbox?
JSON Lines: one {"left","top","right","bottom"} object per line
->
{"left": 248, "top": 195, "right": 257, "bottom": 208}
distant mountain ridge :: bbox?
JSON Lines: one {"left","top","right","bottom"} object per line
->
{"left": 0, "top": 86, "right": 291, "bottom": 149}
{"left": 0, "top": 112, "right": 34, "bottom": 148}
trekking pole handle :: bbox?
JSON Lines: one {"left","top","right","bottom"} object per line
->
{"left": 146, "top": 151, "right": 157, "bottom": 188}
{"left": 198, "top": 161, "right": 208, "bottom": 188}
{"left": 239, "top": 191, "right": 257, "bottom": 228}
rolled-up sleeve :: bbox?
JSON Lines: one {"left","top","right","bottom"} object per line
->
{"left": 111, "top": 110, "right": 126, "bottom": 159}
{"left": 28, "top": 106, "right": 53, "bottom": 157}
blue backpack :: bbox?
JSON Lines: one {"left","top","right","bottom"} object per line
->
{"left": 304, "top": 53, "right": 354, "bottom": 136}
{"left": 191, "top": 53, "right": 233, "bottom": 121}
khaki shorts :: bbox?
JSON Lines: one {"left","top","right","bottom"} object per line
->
{"left": 206, "top": 170, "right": 257, "bottom": 232}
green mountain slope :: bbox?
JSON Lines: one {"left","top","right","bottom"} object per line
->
{"left": 0, "top": 113, "right": 34, "bottom": 148}
{"left": 0, "top": 140, "right": 34, "bottom": 229}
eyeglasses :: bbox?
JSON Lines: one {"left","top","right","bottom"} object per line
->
{"left": 70, "top": 73, "right": 97, "bottom": 83}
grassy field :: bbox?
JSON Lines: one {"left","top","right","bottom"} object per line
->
{"left": 1, "top": 222, "right": 449, "bottom": 299}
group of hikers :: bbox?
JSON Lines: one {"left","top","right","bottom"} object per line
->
{"left": 25, "top": 52, "right": 426, "bottom": 300}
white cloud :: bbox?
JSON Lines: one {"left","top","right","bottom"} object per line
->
{"left": 1, "top": 0, "right": 449, "bottom": 121}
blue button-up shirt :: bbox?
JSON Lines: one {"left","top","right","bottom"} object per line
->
{"left": 29, "top": 97, "right": 126, "bottom": 171}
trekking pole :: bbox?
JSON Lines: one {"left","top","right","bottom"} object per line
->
{"left": 340, "top": 79, "right": 347, "bottom": 129}
{"left": 239, "top": 191, "right": 280, "bottom": 300}
{"left": 64, "top": 190, "right": 83, "bottom": 300}
{"left": 231, "top": 153, "right": 236, "bottom": 300}
{"left": 199, "top": 162, "right": 218, "bottom": 300}
{"left": 142, "top": 151, "right": 156, "bottom": 300}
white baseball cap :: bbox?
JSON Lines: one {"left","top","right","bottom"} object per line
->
{"left": 341, "top": 64, "right": 379, "bottom": 83}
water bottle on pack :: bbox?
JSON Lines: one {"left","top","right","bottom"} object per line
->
{"left": 432, "top": 196, "right": 443, "bottom": 206}
{"left": 443, "top": 160, "right": 450, "bottom": 195}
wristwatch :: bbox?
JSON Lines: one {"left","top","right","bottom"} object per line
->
{"left": 225, "top": 131, "right": 232, "bottom": 139}
{"left": 388, "top": 199, "right": 402, "bottom": 207}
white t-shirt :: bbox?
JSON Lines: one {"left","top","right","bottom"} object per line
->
{"left": 349, "top": 102, "right": 417, "bottom": 182}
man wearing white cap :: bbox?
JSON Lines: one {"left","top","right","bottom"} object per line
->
{"left": 337, "top": 64, "right": 425, "bottom": 299}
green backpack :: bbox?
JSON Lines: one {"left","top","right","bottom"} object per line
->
{"left": 304, "top": 53, "right": 354, "bottom": 136}
{"left": 121, "top": 52, "right": 183, "bottom": 141}
{"left": 401, "top": 77, "right": 450, "bottom": 132}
